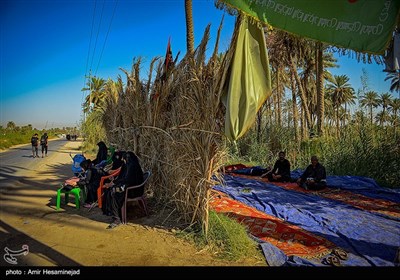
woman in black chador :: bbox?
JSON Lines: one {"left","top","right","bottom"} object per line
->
{"left": 92, "top": 141, "right": 108, "bottom": 166}
{"left": 103, "top": 151, "right": 144, "bottom": 229}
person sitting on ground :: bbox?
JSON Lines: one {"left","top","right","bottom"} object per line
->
{"left": 78, "top": 159, "right": 104, "bottom": 208}
{"left": 103, "top": 151, "right": 144, "bottom": 229}
{"left": 261, "top": 151, "right": 291, "bottom": 182}
{"left": 296, "top": 155, "right": 327, "bottom": 190}
{"left": 92, "top": 141, "right": 108, "bottom": 167}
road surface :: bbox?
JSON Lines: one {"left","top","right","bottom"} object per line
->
{"left": 0, "top": 139, "right": 265, "bottom": 268}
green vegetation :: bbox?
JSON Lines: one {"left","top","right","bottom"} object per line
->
{"left": 178, "top": 211, "right": 263, "bottom": 261}
{"left": 228, "top": 115, "right": 399, "bottom": 189}
{"left": 0, "top": 121, "right": 78, "bottom": 150}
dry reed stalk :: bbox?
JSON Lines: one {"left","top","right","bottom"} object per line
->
{"left": 99, "top": 20, "right": 235, "bottom": 236}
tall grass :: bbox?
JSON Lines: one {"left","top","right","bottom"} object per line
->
{"left": 324, "top": 123, "right": 399, "bottom": 188}
{"left": 229, "top": 120, "right": 399, "bottom": 188}
{"left": 178, "top": 210, "right": 263, "bottom": 261}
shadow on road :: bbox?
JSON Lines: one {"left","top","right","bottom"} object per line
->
{"left": 0, "top": 220, "right": 81, "bottom": 266}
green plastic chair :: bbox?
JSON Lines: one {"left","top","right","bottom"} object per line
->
{"left": 56, "top": 186, "right": 85, "bottom": 210}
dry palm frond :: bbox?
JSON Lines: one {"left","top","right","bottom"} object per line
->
{"left": 98, "top": 20, "right": 230, "bottom": 235}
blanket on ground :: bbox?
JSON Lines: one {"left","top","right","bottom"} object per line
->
{"left": 212, "top": 169, "right": 400, "bottom": 266}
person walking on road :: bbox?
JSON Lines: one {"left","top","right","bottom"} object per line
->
{"left": 40, "top": 132, "right": 49, "bottom": 157}
{"left": 31, "top": 133, "right": 39, "bottom": 158}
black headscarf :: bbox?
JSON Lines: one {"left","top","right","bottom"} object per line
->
{"left": 114, "top": 151, "right": 143, "bottom": 187}
{"left": 93, "top": 141, "right": 108, "bottom": 165}
{"left": 80, "top": 159, "right": 92, "bottom": 171}
{"left": 111, "top": 151, "right": 126, "bottom": 170}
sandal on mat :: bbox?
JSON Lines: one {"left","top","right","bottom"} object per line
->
{"left": 324, "top": 255, "right": 341, "bottom": 267}
{"left": 332, "top": 248, "right": 348, "bottom": 260}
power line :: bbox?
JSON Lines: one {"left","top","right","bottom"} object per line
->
{"left": 82, "top": 0, "right": 118, "bottom": 121}
{"left": 84, "top": 0, "right": 97, "bottom": 85}
{"left": 82, "top": 0, "right": 98, "bottom": 121}
{"left": 95, "top": 0, "right": 119, "bottom": 76}
{"left": 89, "top": 0, "right": 106, "bottom": 75}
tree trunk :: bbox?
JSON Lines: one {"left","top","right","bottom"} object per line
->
{"left": 273, "top": 86, "right": 278, "bottom": 124}
{"left": 277, "top": 66, "right": 283, "bottom": 126}
{"left": 185, "top": 0, "right": 195, "bottom": 56}
{"left": 316, "top": 42, "right": 325, "bottom": 137}
{"left": 288, "top": 54, "right": 312, "bottom": 130}
{"left": 257, "top": 110, "right": 262, "bottom": 143}
{"left": 336, "top": 107, "right": 340, "bottom": 138}
{"left": 370, "top": 106, "right": 373, "bottom": 125}
{"left": 290, "top": 72, "right": 299, "bottom": 142}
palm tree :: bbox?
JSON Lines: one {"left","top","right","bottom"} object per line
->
{"left": 81, "top": 76, "right": 107, "bottom": 114}
{"left": 384, "top": 70, "right": 400, "bottom": 97}
{"left": 267, "top": 30, "right": 292, "bottom": 128}
{"left": 6, "top": 121, "right": 16, "bottom": 131}
{"left": 326, "top": 74, "right": 355, "bottom": 136}
{"left": 282, "top": 98, "right": 293, "bottom": 129}
{"left": 378, "top": 92, "right": 392, "bottom": 125}
{"left": 389, "top": 98, "right": 400, "bottom": 117}
{"left": 185, "top": 0, "right": 194, "bottom": 56}
{"left": 389, "top": 98, "right": 400, "bottom": 133}
{"left": 375, "top": 111, "right": 389, "bottom": 126}
{"left": 360, "top": 90, "right": 379, "bottom": 125}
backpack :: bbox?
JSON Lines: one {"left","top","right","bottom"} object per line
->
{"left": 40, "top": 135, "right": 47, "bottom": 145}
{"left": 31, "top": 136, "right": 38, "bottom": 146}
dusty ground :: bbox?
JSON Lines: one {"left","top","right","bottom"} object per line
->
{"left": 0, "top": 139, "right": 266, "bottom": 267}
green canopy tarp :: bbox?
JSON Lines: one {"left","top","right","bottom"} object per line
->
{"left": 220, "top": 0, "right": 400, "bottom": 54}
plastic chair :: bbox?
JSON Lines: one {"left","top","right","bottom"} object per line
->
{"left": 56, "top": 186, "right": 84, "bottom": 210}
{"left": 121, "top": 171, "right": 151, "bottom": 224}
{"left": 96, "top": 167, "right": 122, "bottom": 208}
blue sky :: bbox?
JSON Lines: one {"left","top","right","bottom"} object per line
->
{"left": 0, "top": 0, "right": 394, "bottom": 130}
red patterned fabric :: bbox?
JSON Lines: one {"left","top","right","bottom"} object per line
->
{"left": 210, "top": 191, "right": 335, "bottom": 259}
{"left": 223, "top": 164, "right": 249, "bottom": 173}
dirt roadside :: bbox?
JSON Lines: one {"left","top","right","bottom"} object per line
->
{"left": 0, "top": 139, "right": 266, "bottom": 267}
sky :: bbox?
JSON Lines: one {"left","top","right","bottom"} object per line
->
{"left": 0, "top": 0, "right": 395, "bottom": 130}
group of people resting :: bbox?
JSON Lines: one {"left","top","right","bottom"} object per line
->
{"left": 76, "top": 141, "right": 144, "bottom": 229}
{"left": 260, "top": 151, "right": 327, "bottom": 191}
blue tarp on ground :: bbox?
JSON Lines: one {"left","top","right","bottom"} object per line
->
{"left": 213, "top": 173, "right": 400, "bottom": 266}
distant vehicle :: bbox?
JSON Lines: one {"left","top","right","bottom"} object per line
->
{"left": 66, "top": 134, "right": 78, "bottom": 141}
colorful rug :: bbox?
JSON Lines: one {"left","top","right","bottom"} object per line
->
{"left": 214, "top": 173, "right": 400, "bottom": 266}
{"left": 233, "top": 173, "right": 400, "bottom": 219}
{"left": 210, "top": 190, "right": 336, "bottom": 260}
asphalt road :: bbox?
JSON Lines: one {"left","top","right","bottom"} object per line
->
{"left": 0, "top": 138, "right": 83, "bottom": 179}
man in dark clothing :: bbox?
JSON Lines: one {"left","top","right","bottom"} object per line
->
{"left": 261, "top": 151, "right": 291, "bottom": 182}
{"left": 297, "top": 155, "right": 327, "bottom": 190}
{"left": 103, "top": 151, "right": 144, "bottom": 229}
{"left": 31, "top": 133, "right": 39, "bottom": 158}
{"left": 40, "top": 132, "right": 48, "bottom": 158}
